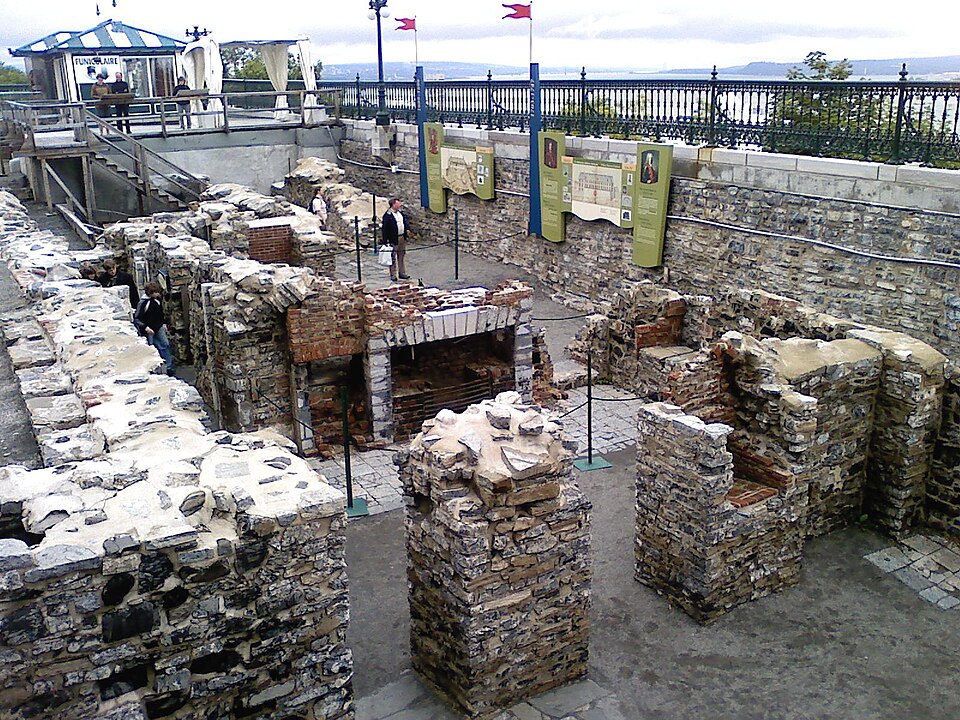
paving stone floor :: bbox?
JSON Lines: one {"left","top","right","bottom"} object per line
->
{"left": 864, "top": 533, "right": 960, "bottom": 610}
{"left": 356, "top": 673, "right": 627, "bottom": 720}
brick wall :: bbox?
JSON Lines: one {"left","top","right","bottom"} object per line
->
{"left": 287, "top": 279, "right": 367, "bottom": 364}
{"left": 247, "top": 219, "right": 294, "bottom": 264}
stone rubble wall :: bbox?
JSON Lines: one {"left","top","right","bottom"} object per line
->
{"left": 931, "top": 368, "right": 960, "bottom": 535}
{"left": 848, "top": 329, "right": 947, "bottom": 537}
{"left": 722, "top": 333, "right": 882, "bottom": 538}
{"left": 635, "top": 402, "right": 808, "bottom": 623}
{"left": 0, "top": 190, "right": 354, "bottom": 720}
{"left": 399, "top": 393, "right": 590, "bottom": 719}
{"left": 280, "top": 157, "right": 394, "bottom": 248}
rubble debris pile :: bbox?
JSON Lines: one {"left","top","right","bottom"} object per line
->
{"left": 398, "top": 393, "right": 591, "bottom": 719}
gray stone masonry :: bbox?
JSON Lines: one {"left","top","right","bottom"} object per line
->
{"left": 398, "top": 392, "right": 591, "bottom": 719}
{"left": 635, "top": 401, "right": 809, "bottom": 623}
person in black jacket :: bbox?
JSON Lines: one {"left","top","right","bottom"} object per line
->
{"left": 111, "top": 72, "right": 131, "bottom": 133}
{"left": 134, "top": 282, "right": 175, "bottom": 375}
{"left": 97, "top": 259, "right": 139, "bottom": 307}
{"left": 381, "top": 197, "right": 409, "bottom": 281}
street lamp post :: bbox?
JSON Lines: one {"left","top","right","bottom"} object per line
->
{"left": 369, "top": 0, "right": 391, "bottom": 126}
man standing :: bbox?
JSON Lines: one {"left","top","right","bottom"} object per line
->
{"left": 172, "top": 76, "right": 191, "bottom": 129}
{"left": 98, "top": 258, "right": 139, "bottom": 307}
{"left": 381, "top": 197, "right": 409, "bottom": 281}
{"left": 111, "top": 72, "right": 131, "bottom": 133}
{"left": 134, "top": 282, "right": 175, "bottom": 376}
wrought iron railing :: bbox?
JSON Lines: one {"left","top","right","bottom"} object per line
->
{"left": 316, "top": 68, "right": 960, "bottom": 166}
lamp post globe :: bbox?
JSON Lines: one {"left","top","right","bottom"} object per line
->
{"left": 369, "top": 0, "right": 391, "bottom": 126}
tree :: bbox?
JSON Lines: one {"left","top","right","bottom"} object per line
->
{"left": 0, "top": 62, "right": 29, "bottom": 85}
{"left": 766, "top": 52, "right": 874, "bottom": 158}
{"left": 222, "top": 48, "right": 322, "bottom": 81}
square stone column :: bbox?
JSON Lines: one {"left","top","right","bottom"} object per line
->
{"left": 399, "top": 392, "right": 590, "bottom": 719}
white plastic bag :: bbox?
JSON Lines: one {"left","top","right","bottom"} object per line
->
{"left": 378, "top": 245, "right": 394, "bottom": 266}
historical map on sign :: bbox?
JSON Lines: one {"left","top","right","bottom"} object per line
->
{"left": 423, "top": 122, "right": 495, "bottom": 213}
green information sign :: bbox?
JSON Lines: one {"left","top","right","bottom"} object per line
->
{"left": 536, "top": 132, "right": 672, "bottom": 265}
{"left": 423, "top": 122, "right": 495, "bottom": 214}
{"left": 631, "top": 143, "right": 672, "bottom": 267}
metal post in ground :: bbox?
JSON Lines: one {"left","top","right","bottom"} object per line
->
{"left": 372, "top": 195, "right": 378, "bottom": 254}
{"left": 354, "top": 216, "right": 362, "bottom": 281}
{"left": 341, "top": 384, "right": 369, "bottom": 517}
{"left": 454, "top": 208, "right": 460, "bottom": 281}
{"left": 574, "top": 348, "right": 612, "bottom": 471}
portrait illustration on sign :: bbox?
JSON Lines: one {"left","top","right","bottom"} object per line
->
{"left": 640, "top": 150, "right": 659, "bottom": 184}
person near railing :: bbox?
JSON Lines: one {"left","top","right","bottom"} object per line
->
{"left": 111, "top": 72, "right": 132, "bottom": 133}
{"left": 173, "top": 76, "right": 191, "bottom": 130}
{"left": 91, "top": 75, "right": 111, "bottom": 118}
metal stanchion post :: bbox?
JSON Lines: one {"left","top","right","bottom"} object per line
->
{"left": 341, "top": 384, "right": 368, "bottom": 517}
{"left": 354, "top": 216, "right": 362, "bottom": 282}
{"left": 574, "top": 347, "right": 612, "bottom": 471}
{"left": 454, "top": 208, "right": 460, "bottom": 281}
{"left": 372, "top": 196, "right": 378, "bottom": 254}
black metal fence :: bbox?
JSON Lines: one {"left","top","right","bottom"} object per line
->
{"left": 315, "top": 68, "right": 960, "bottom": 166}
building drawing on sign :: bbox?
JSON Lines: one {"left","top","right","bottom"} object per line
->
{"left": 573, "top": 169, "right": 619, "bottom": 207}
{"left": 441, "top": 149, "right": 479, "bottom": 195}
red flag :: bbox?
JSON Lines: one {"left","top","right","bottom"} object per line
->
{"left": 502, "top": 3, "right": 531, "bottom": 19}
{"left": 395, "top": 17, "right": 416, "bottom": 31}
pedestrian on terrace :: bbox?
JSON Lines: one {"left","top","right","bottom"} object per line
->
{"left": 310, "top": 189, "right": 328, "bottom": 229}
{"left": 381, "top": 197, "right": 409, "bottom": 281}
{"left": 134, "top": 282, "right": 175, "bottom": 376}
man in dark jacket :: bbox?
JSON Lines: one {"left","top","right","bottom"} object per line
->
{"left": 98, "top": 258, "right": 139, "bottom": 307}
{"left": 111, "top": 72, "right": 131, "bottom": 133}
{"left": 134, "top": 282, "right": 175, "bottom": 375}
{"left": 381, "top": 197, "right": 409, "bottom": 281}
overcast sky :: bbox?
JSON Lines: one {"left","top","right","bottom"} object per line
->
{"left": 2, "top": 0, "right": 957, "bottom": 73}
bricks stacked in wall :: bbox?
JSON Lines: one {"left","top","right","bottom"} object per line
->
{"left": 286, "top": 279, "right": 367, "bottom": 364}
{"left": 635, "top": 401, "right": 809, "bottom": 623}
{"left": 247, "top": 223, "right": 294, "bottom": 265}
{"left": 531, "top": 326, "right": 562, "bottom": 406}
{"left": 399, "top": 393, "right": 590, "bottom": 718}
{"left": 849, "top": 328, "right": 947, "bottom": 537}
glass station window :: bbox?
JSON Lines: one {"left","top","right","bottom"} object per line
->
{"left": 151, "top": 57, "right": 175, "bottom": 97}
{"left": 122, "top": 57, "right": 149, "bottom": 96}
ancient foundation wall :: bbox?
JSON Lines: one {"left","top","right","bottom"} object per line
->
{"left": 0, "top": 189, "right": 354, "bottom": 720}
{"left": 399, "top": 393, "right": 590, "bottom": 718}
{"left": 635, "top": 401, "right": 809, "bottom": 623}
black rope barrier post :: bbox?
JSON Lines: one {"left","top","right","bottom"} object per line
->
{"left": 354, "top": 216, "right": 362, "bottom": 282}
{"left": 573, "top": 348, "right": 612, "bottom": 471}
{"left": 341, "top": 384, "right": 369, "bottom": 517}
{"left": 371, "top": 196, "right": 379, "bottom": 255}
{"left": 454, "top": 208, "right": 460, "bottom": 281}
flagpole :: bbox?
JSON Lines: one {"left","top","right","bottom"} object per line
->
{"left": 529, "top": 2, "right": 533, "bottom": 65}
{"left": 414, "top": 18, "right": 419, "bottom": 68}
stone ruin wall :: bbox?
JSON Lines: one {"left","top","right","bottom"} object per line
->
{"left": 335, "top": 123, "right": 960, "bottom": 363}
{"left": 635, "top": 399, "right": 811, "bottom": 623}
{"left": 399, "top": 393, "right": 590, "bottom": 718}
{"left": 0, "top": 190, "right": 354, "bottom": 720}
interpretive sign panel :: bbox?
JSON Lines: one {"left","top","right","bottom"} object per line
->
{"left": 424, "top": 122, "right": 495, "bottom": 214}
{"left": 537, "top": 132, "right": 671, "bottom": 265}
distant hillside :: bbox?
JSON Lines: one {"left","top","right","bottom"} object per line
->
{"left": 322, "top": 56, "right": 960, "bottom": 82}
{"left": 672, "top": 55, "right": 960, "bottom": 79}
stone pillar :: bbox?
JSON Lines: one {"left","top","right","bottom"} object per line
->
{"left": 399, "top": 393, "right": 590, "bottom": 719}
{"left": 849, "top": 329, "right": 947, "bottom": 537}
{"left": 365, "top": 342, "right": 392, "bottom": 443}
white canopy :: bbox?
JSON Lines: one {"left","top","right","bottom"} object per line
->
{"left": 181, "top": 36, "right": 223, "bottom": 128}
